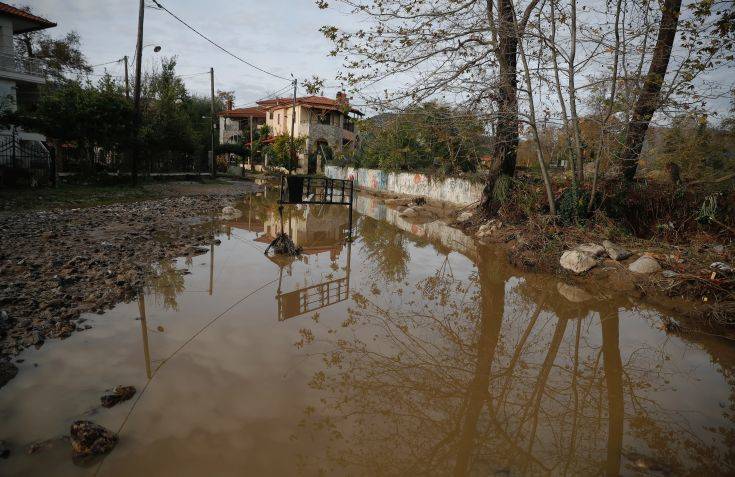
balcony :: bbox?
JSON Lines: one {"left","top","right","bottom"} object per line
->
{"left": 0, "top": 52, "right": 46, "bottom": 82}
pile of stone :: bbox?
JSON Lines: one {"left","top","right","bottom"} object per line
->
{"left": 559, "top": 240, "right": 663, "bottom": 275}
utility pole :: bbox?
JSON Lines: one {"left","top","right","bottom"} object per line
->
{"left": 123, "top": 55, "right": 129, "bottom": 100}
{"left": 249, "top": 116, "right": 254, "bottom": 174}
{"left": 289, "top": 78, "right": 297, "bottom": 173}
{"left": 210, "top": 67, "right": 216, "bottom": 178}
{"left": 130, "top": 0, "right": 145, "bottom": 186}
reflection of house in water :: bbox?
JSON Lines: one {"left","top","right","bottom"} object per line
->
{"left": 262, "top": 204, "right": 352, "bottom": 321}
{"left": 262, "top": 204, "right": 350, "bottom": 262}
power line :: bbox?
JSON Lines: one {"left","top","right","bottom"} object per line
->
{"left": 149, "top": 0, "right": 291, "bottom": 81}
{"left": 89, "top": 59, "right": 123, "bottom": 68}
{"left": 178, "top": 71, "right": 210, "bottom": 78}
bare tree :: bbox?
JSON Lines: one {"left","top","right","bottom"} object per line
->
{"left": 619, "top": 0, "right": 684, "bottom": 180}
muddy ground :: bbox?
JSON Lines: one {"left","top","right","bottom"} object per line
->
{"left": 0, "top": 180, "right": 258, "bottom": 387}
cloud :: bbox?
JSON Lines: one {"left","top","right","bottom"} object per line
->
{"left": 27, "top": 0, "right": 345, "bottom": 105}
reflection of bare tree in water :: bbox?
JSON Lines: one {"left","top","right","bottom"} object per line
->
{"left": 294, "top": 250, "right": 735, "bottom": 476}
{"left": 357, "top": 216, "right": 410, "bottom": 283}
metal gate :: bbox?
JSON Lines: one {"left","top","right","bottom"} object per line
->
{"left": 0, "top": 131, "right": 50, "bottom": 169}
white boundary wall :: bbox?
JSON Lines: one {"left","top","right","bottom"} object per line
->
{"left": 325, "top": 166, "right": 482, "bottom": 206}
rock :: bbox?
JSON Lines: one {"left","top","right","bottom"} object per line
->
{"left": 457, "top": 211, "right": 473, "bottom": 223}
{"left": 628, "top": 255, "right": 662, "bottom": 274}
{"left": 476, "top": 220, "right": 502, "bottom": 239}
{"left": 711, "top": 262, "right": 734, "bottom": 274}
{"left": 100, "top": 385, "right": 137, "bottom": 408}
{"left": 399, "top": 207, "right": 417, "bottom": 218}
{"left": 70, "top": 421, "right": 118, "bottom": 461}
{"left": 559, "top": 250, "right": 597, "bottom": 274}
{"left": 399, "top": 206, "right": 436, "bottom": 221}
{"left": 0, "top": 360, "right": 18, "bottom": 388}
{"left": 0, "top": 440, "right": 9, "bottom": 459}
{"left": 602, "top": 240, "right": 632, "bottom": 261}
{"left": 221, "top": 206, "right": 242, "bottom": 219}
{"left": 574, "top": 243, "right": 606, "bottom": 258}
{"left": 662, "top": 270, "right": 679, "bottom": 278}
{"left": 557, "top": 282, "right": 593, "bottom": 302}
{"left": 710, "top": 244, "right": 725, "bottom": 254}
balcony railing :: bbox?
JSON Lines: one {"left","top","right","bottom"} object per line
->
{"left": 0, "top": 52, "right": 46, "bottom": 78}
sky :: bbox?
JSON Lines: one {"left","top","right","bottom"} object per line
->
{"left": 23, "top": 0, "right": 735, "bottom": 121}
{"left": 29, "top": 0, "right": 354, "bottom": 108}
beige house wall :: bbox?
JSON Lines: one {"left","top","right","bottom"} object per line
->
{"left": 264, "top": 104, "right": 359, "bottom": 173}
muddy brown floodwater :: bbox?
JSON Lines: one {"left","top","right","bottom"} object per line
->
{"left": 1, "top": 187, "right": 735, "bottom": 476}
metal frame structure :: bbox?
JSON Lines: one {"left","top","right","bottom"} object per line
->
{"left": 277, "top": 174, "right": 355, "bottom": 238}
{"left": 276, "top": 241, "right": 351, "bottom": 321}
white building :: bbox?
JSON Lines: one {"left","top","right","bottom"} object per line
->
{"left": 0, "top": 3, "right": 55, "bottom": 174}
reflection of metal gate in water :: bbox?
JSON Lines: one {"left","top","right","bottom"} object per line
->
{"left": 278, "top": 275, "right": 349, "bottom": 321}
{"left": 276, "top": 240, "right": 352, "bottom": 321}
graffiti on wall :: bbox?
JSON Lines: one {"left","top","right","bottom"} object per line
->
{"left": 326, "top": 166, "right": 482, "bottom": 206}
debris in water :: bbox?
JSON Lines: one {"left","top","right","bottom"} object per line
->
{"left": 265, "top": 233, "right": 302, "bottom": 256}
{"left": 100, "top": 385, "right": 137, "bottom": 408}
{"left": 0, "top": 360, "right": 18, "bottom": 388}
{"left": 70, "top": 420, "right": 118, "bottom": 461}
{"left": 0, "top": 440, "right": 9, "bottom": 459}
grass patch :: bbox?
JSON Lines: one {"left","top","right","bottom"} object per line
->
{"left": 0, "top": 184, "right": 162, "bottom": 212}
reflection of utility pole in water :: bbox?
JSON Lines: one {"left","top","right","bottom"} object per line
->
{"left": 453, "top": 256, "right": 505, "bottom": 477}
{"left": 209, "top": 211, "right": 215, "bottom": 296}
{"left": 137, "top": 291, "right": 152, "bottom": 379}
{"left": 601, "top": 307, "right": 624, "bottom": 477}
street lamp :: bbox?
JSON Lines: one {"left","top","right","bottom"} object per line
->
{"left": 124, "top": 44, "right": 161, "bottom": 99}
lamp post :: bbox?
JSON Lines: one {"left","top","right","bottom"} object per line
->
{"left": 130, "top": 23, "right": 162, "bottom": 185}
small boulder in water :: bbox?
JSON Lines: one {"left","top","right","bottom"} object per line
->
{"left": 0, "top": 440, "right": 9, "bottom": 459}
{"left": 100, "top": 385, "right": 136, "bottom": 408}
{"left": 70, "top": 420, "right": 118, "bottom": 461}
{"left": 265, "top": 233, "right": 302, "bottom": 256}
{"left": 0, "top": 360, "right": 18, "bottom": 389}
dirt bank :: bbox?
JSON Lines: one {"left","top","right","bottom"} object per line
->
{"left": 0, "top": 180, "right": 258, "bottom": 385}
{"left": 456, "top": 212, "right": 735, "bottom": 330}
{"left": 354, "top": 188, "right": 734, "bottom": 332}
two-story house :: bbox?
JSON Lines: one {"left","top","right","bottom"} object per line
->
{"left": 218, "top": 100, "right": 266, "bottom": 146}
{"left": 256, "top": 92, "right": 363, "bottom": 174}
{"left": 0, "top": 3, "right": 55, "bottom": 176}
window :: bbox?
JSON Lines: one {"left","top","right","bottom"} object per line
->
{"left": 269, "top": 111, "right": 273, "bottom": 119}
{"left": 277, "top": 113, "right": 281, "bottom": 124}
{"left": 318, "top": 112, "right": 331, "bottom": 125}
{"left": 344, "top": 116, "right": 354, "bottom": 132}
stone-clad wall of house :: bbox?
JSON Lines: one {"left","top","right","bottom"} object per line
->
{"left": 325, "top": 165, "right": 482, "bottom": 206}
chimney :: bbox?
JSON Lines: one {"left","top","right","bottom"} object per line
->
{"left": 226, "top": 98, "right": 233, "bottom": 110}
{"left": 335, "top": 91, "right": 346, "bottom": 103}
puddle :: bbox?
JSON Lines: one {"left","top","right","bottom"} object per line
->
{"left": 1, "top": 188, "right": 734, "bottom": 475}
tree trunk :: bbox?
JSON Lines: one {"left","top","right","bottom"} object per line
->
{"left": 482, "top": 0, "right": 518, "bottom": 211}
{"left": 619, "top": 0, "right": 683, "bottom": 181}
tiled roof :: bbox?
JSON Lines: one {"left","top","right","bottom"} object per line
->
{"left": 257, "top": 95, "right": 363, "bottom": 116}
{"left": 0, "top": 3, "right": 56, "bottom": 33}
{"left": 218, "top": 106, "right": 266, "bottom": 119}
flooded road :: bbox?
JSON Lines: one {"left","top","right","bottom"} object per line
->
{"left": 1, "top": 187, "right": 734, "bottom": 476}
